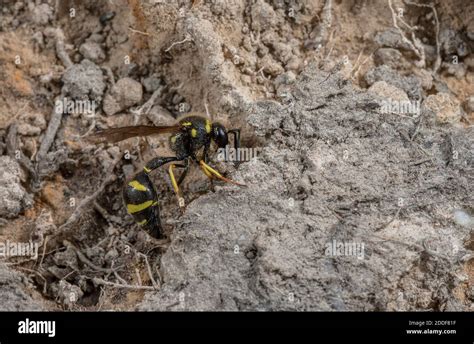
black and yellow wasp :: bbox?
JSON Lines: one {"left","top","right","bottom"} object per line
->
{"left": 89, "top": 115, "right": 244, "bottom": 238}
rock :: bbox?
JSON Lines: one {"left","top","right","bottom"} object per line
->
{"left": 53, "top": 280, "right": 83, "bottom": 307}
{"left": 424, "top": 92, "right": 462, "bottom": 124}
{"left": 439, "top": 28, "right": 467, "bottom": 57}
{"left": 21, "top": 138, "right": 36, "bottom": 159}
{"left": 369, "top": 81, "right": 410, "bottom": 102}
{"left": 456, "top": 42, "right": 469, "bottom": 58}
{"left": 32, "top": 31, "right": 44, "bottom": 49}
{"left": 340, "top": 59, "right": 354, "bottom": 80}
{"left": 258, "top": 55, "right": 284, "bottom": 77}
{"left": 465, "top": 96, "right": 474, "bottom": 113}
{"left": 374, "top": 28, "right": 411, "bottom": 50}
{"left": 374, "top": 48, "right": 408, "bottom": 69}
{"left": 141, "top": 74, "right": 162, "bottom": 93}
{"left": 79, "top": 42, "right": 105, "bottom": 63}
{"left": 20, "top": 113, "right": 47, "bottom": 130}
{"left": 465, "top": 56, "right": 474, "bottom": 69}
{"left": 467, "top": 19, "right": 474, "bottom": 41}
{"left": 39, "top": 72, "right": 53, "bottom": 84}
{"left": 53, "top": 247, "right": 79, "bottom": 270}
{"left": 104, "top": 248, "right": 119, "bottom": 263}
{"left": 147, "top": 105, "right": 175, "bottom": 126}
{"left": 250, "top": 0, "right": 278, "bottom": 32}
{"left": 122, "top": 164, "right": 135, "bottom": 179}
{"left": 414, "top": 69, "right": 433, "bottom": 90}
{"left": 61, "top": 59, "right": 106, "bottom": 101}
{"left": 117, "top": 63, "right": 138, "bottom": 78}
{"left": 0, "top": 264, "right": 44, "bottom": 311}
{"left": 274, "top": 71, "right": 296, "bottom": 98}
{"left": 17, "top": 123, "right": 41, "bottom": 136}
{"left": 433, "top": 79, "right": 451, "bottom": 94}
{"left": 100, "top": 11, "right": 116, "bottom": 25}
{"left": 274, "top": 71, "right": 296, "bottom": 89}
{"left": 285, "top": 56, "right": 301, "bottom": 71}
{"left": 422, "top": 44, "right": 438, "bottom": 64}
{"left": 272, "top": 42, "right": 293, "bottom": 64}
{"left": 453, "top": 209, "right": 474, "bottom": 228}
{"left": 0, "top": 156, "right": 32, "bottom": 218}
{"left": 88, "top": 33, "right": 105, "bottom": 43}
{"left": 103, "top": 77, "right": 143, "bottom": 115}
{"left": 365, "top": 65, "right": 422, "bottom": 100}
{"left": 440, "top": 29, "right": 457, "bottom": 55}
{"left": 241, "top": 74, "right": 251, "bottom": 84}
{"left": 442, "top": 62, "right": 467, "bottom": 79}
{"left": 31, "top": 3, "right": 53, "bottom": 25}
{"left": 257, "top": 44, "right": 269, "bottom": 58}
{"left": 41, "top": 182, "right": 64, "bottom": 211}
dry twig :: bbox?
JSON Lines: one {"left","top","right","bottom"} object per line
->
{"left": 36, "top": 95, "right": 65, "bottom": 163}
{"left": 387, "top": 0, "right": 425, "bottom": 68}
{"left": 404, "top": 0, "right": 441, "bottom": 73}
{"left": 64, "top": 240, "right": 115, "bottom": 273}
{"left": 93, "top": 277, "right": 156, "bottom": 291}
{"left": 6, "top": 123, "right": 40, "bottom": 190}
{"left": 164, "top": 34, "right": 193, "bottom": 52}
{"left": 306, "top": 0, "right": 332, "bottom": 50}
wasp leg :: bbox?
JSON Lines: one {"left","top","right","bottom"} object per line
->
{"left": 143, "top": 156, "right": 179, "bottom": 174}
{"left": 199, "top": 162, "right": 215, "bottom": 192}
{"left": 199, "top": 160, "right": 246, "bottom": 187}
{"left": 177, "top": 157, "right": 190, "bottom": 187}
{"left": 201, "top": 142, "right": 215, "bottom": 192}
{"left": 168, "top": 163, "right": 188, "bottom": 210}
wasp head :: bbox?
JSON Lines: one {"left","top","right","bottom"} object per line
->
{"left": 211, "top": 122, "right": 228, "bottom": 148}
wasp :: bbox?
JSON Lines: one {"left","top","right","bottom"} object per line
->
{"left": 89, "top": 115, "right": 244, "bottom": 238}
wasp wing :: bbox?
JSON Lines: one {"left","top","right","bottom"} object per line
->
{"left": 87, "top": 125, "right": 181, "bottom": 144}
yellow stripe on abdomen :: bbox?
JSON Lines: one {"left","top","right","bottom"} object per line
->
{"left": 127, "top": 200, "right": 154, "bottom": 214}
{"left": 128, "top": 180, "right": 148, "bottom": 191}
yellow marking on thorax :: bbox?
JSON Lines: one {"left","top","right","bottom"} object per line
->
{"left": 191, "top": 128, "right": 198, "bottom": 137}
{"left": 127, "top": 200, "right": 154, "bottom": 214}
{"left": 205, "top": 119, "right": 212, "bottom": 134}
{"left": 170, "top": 135, "right": 177, "bottom": 143}
{"left": 143, "top": 166, "right": 151, "bottom": 173}
{"left": 128, "top": 180, "right": 148, "bottom": 191}
{"left": 181, "top": 121, "right": 192, "bottom": 126}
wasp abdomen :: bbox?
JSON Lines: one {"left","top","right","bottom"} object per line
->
{"left": 122, "top": 171, "right": 163, "bottom": 238}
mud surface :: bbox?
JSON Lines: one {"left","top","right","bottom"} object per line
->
{"left": 0, "top": 0, "right": 472, "bottom": 311}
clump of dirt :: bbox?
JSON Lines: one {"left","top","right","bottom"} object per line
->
{"left": 139, "top": 62, "right": 473, "bottom": 311}
{"left": 0, "top": 0, "right": 472, "bottom": 311}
